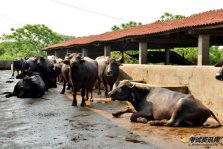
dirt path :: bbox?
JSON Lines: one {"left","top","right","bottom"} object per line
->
{"left": 0, "top": 70, "right": 222, "bottom": 149}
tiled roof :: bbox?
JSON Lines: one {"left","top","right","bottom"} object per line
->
{"left": 43, "top": 9, "right": 223, "bottom": 50}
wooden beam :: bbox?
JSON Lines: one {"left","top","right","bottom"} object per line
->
{"left": 188, "top": 29, "right": 223, "bottom": 35}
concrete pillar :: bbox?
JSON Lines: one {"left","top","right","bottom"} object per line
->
{"left": 104, "top": 46, "right": 111, "bottom": 57}
{"left": 66, "top": 49, "right": 70, "bottom": 55}
{"left": 82, "top": 48, "right": 88, "bottom": 57}
{"left": 139, "top": 42, "right": 147, "bottom": 64}
{"left": 165, "top": 48, "right": 170, "bottom": 65}
{"left": 198, "top": 34, "right": 210, "bottom": 65}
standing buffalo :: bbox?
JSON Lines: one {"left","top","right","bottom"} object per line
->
{"left": 95, "top": 56, "right": 122, "bottom": 96}
{"left": 215, "top": 60, "right": 223, "bottom": 81}
{"left": 5, "top": 75, "right": 45, "bottom": 98}
{"left": 59, "top": 63, "right": 71, "bottom": 94}
{"left": 12, "top": 58, "right": 25, "bottom": 77}
{"left": 67, "top": 53, "right": 98, "bottom": 106}
{"left": 109, "top": 80, "right": 221, "bottom": 127}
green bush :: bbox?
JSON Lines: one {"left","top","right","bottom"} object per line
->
{"left": 0, "top": 54, "right": 15, "bottom": 60}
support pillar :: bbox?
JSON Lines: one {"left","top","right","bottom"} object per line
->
{"left": 54, "top": 50, "right": 57, "bottom": 57}
{"left": 198, "top": 34, "right": 210, "bottom": 65}
{"left": 82, "top": 48, "right": 88, "bottom": 57}
{"left": 165, "top": 48, "right": 170, "bottom": 65}
{"left": 139, "top": 42, "right": 147, "bottom": 64}
{"left": 66, "top": 49, "right": 70, "bottom": 55}
{"left": 104, "top": 46, "right": 111, "bottom": 57}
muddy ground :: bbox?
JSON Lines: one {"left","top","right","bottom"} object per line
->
{"left": 0, "top": 70, "right": 223, "bottom": 149}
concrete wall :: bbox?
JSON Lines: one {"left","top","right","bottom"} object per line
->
{"left": 0, "top": 60, "right": 12, "bottom": 70}
{"left": 118, "top": 64, "right": 223, "bottom": 118}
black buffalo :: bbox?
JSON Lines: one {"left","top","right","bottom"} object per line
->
{"left": 109, "top": 80, "right": 221, "bottom": 127}
{"left": 16, "top": 57, "right": 58, "bottom": 90}
{"left": 215, "top": 60, "right": 223, "bottom": 81}
{"left": 67, "top": 53, "right": 98, "bottom": 106}
{"left": 5, "top": 75, "right": 45, "bottom": 98}
{"left": 95, "top": 56, "right": 121, "bottom": 96}
{"left": 12, "top": 58, "right": 25, "bottom": 77}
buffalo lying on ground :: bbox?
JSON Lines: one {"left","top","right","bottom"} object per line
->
{"left": 66, "top": 53, "right": 98, "bottom": 106}
{"left": 5, "top": 75, "right": 45, "bottom": 98}
{"left": 109, "top": 80, "right": 221, "bottom": 127}
{"left": 95, "top": 56, "right": 121, "bottom": 96}
{"left": 215, "top": 60, "right": 223, "bottom": 81}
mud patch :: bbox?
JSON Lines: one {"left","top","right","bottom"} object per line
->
{"left": 125, "top": 135, "right": 147, "bottom": 144}
{"left": 35, "top": 112, "right": 59, "bottom": 117}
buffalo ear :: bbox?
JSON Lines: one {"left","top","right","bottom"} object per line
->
{"left": 117, "top": 62, "right": 122, "bottom": 66}
{"left": 63, "top": 60, "right": 70, "bottom": 65}
{"left": 79, "top": 58, "right": 85, "bottom": 64}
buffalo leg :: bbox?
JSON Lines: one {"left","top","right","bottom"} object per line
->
{"left": 60, "top": 78, "right": 66, "bottom": 94}
{"left": 109, "top": 84, "right": 113, "bottom": 92}
{"left": 97, "top": 80, "right": 101, "bottom": 95}
{"left": 80, "top": 87, "right": 86, "bottom": 107}
{"left": 72, "top": 92, "right": 77, "bottom": 106}
{"left": 149, "top": 111, "right": 181, "bottom": 127}
{"left": 112, "top": 108, "right": 136, "bottom": 117}
{"left": 130, "top": 111, "right": 153, "bottom": 123}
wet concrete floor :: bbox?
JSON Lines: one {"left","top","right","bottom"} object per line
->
{"left": 0, "top": 70, "right": 223, "bottom": 149}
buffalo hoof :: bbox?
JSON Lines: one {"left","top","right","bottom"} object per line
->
{"left": 80, "top": 102, "right": 86, "bottom": 107}
{"left": 60, "top": 90, "right": 65, "bottom": 94}
{"left": 72, "top": 101, "right": 77, "bottom": 106}
{"left": 112, "top": 112, "right": 120, "bottom": 118}
{"left": 136, "top": 117, "right": 148, "bottom": 123}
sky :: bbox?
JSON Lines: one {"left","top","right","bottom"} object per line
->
{"left": 1, "top": 0, "right": 223, "bottom": 37}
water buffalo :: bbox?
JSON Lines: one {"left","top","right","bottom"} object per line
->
{"left": 16, "top": 57, "right": 58, "bottom": 90}
{"left": 109, "top": 80, "right": 221, "bottom": 127}
{"left": 67, "top": 53, "right": 98, "bottom": 106}
{"left": 5, "top": 75, "right": 45, "bottom": 98}
{"left": 95, "top": 56, "right": 122, "bottom": 96}
{"left": 60, "top": 63, "right": 71, "bottom": 94}
{"left": 12, "top": 58, "right": 25, "bottom": 77}
{"left": 215, "top": 60, "right": 223, "bottom": 81}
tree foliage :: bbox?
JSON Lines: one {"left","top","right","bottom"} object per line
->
{"left": 0, "top": 24, "right": 73, "bottom": 58}
{"left": 111, "top": 21, "right": 142, "bottom": 31}
{"left": 159, "top": 12, "right": 185, "bottom": 21}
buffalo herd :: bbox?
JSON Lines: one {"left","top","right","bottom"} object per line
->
{"left": 4, "top": 54, "right": 222, "bottom": 127}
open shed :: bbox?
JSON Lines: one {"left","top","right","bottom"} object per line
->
{"left": 43, "top": 9, "right": 223, "bottom": 65}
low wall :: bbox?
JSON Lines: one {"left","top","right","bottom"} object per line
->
{"left": 0, "top": 60, "right": 12, "bottom": 70}
{"left": 118, "top": 64, "right": 223, "bottom": 119}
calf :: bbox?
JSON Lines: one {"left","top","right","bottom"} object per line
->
{"left": 109, "top": 80, "right": 221, "bottom": 127}
{"left": 5, "top": 75, "right": 46, "bottom": 98}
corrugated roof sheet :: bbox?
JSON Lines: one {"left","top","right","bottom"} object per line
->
{"left": 43, "top": 9, "right": 223, "bottom": 50}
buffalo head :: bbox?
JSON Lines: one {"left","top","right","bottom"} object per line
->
{"left": 63, "top": 53, "right": 85, "bottom": 67}
{"left": 108, "top": 80, "right": 135, "bottom": 101}
{"left": 105, "top": 59, "right": 119, "bottom": 77}
{"left": 215, "top": 60, "right": 223, "bottom": 81}
{"left": 216, "top": 66, "right": 223, "bottom": 81}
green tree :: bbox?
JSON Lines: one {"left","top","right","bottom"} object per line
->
{"left": 1, "top": 24, "right": 73, "bottom": 58}
{"left": 111, "top": 21, "right": 142, "bottom": 31}
{"left": 159, "top": 12, "right": 185, "bottom": 21}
